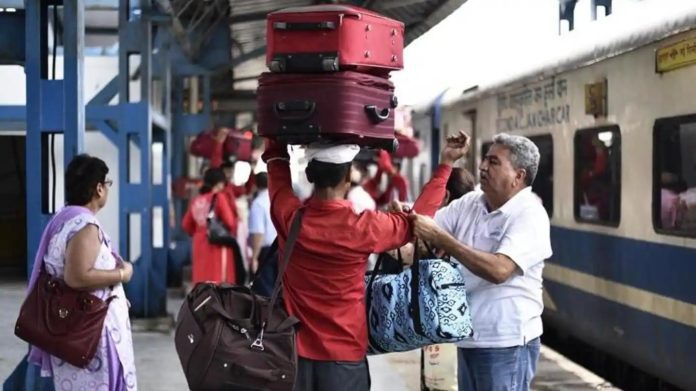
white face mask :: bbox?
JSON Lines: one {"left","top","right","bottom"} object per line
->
{"left": 350, "top": 167, "right": 363, "bottom": 184}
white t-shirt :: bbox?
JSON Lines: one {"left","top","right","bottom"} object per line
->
{"left": 435, "top": 187, "right": 552, "bottom": 348}
{"left": 248, "top": 189, "right": 277, "bottom": 247}
{"left": 347, "top": 185, "right": 377, "bottom": 214}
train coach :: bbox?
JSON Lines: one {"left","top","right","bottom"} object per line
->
{"left": 411, "top": 4, "right": 696, "bottom": 389}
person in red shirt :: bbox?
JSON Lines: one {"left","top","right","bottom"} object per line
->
{"left": 364, "top": 150, "right": 410, "bottom": 208}
{"left": 208, "top": 127, "right": 256, "bottom": 200}
{"left": 262, "top": 131, "right": 470, "bottom": 390}
{"left": 181, "top": 168, "right": 240, "bottom": 284}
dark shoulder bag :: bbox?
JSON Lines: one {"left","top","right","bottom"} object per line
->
{"left": 207, "top": 193, "right": 236, "bottom": 246}
{"left": 15, "top": 264, "right": 115, "bottom": 368}
{"left": 207, "top": 193, "right": 247, "bottom": 284}
{"left": 175, "top": 209, "right": 304, "bottom": 391}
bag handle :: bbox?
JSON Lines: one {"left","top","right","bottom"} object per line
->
{"left": 207, "top": 193, "right": 218, "bottom": 218}
{"left": 261, "top": 209, "right": 304, "bottom": 328}
{"left": 273, "top": 21, "right": 336, "bottom": 31}
{"left": 365, "top": 247, "right": 403, "bottom": 322}
{"left": 273, "top": 101, "right": 316, "bottom": 122}
{"left": 364, "top": 105, "right": 391, "bottom": 124}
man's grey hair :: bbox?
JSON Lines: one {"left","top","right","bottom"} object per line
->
{"left": 493, "top": 133, "right": 540, "bottom": 186}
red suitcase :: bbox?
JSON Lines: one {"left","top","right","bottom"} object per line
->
{"left": 266, "top": 5, "right": 404, "bottom": 74}
{"left": 226, "top": 130, "right": 254, "bottom": 162}
{"left": 189, "top": 130, "right": 254, "bottom": 161}
{"left": 189, "top": 131, "right": 218, "bottom": 158}
{"left": 393, "top": 132, "right": 420, "bottom": 158}
{"left": 257, "top": 71, "right": 398, "bottom": 151}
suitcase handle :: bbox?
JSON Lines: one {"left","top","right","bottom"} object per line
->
{"left": 274, "top": 101, "right": 316, "bottom": 122}
{"left": 273, "top": 21, "right": 336, "bottom": 31}
{"left": 364, "top": 105, "right": 390, "bottom": 124}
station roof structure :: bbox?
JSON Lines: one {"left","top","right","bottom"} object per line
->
{"left": 0, "top": 0, "right": 468, "bottom": 105}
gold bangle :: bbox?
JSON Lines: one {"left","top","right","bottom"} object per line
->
{"left": 118, "top": 268, "right": 124, "bottom": 283}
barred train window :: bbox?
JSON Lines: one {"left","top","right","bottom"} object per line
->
{"left": 480, "top": 136, "right": 554, "bottom": 217}
{"left": 574, "top": 126, "right": 622, "bottom": 226}
{"left": 653, "top": 115, "right": 696, "bottom": 237}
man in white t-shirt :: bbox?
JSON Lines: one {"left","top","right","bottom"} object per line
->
{"left": 248, "top": 172, "right": 277, "bottom": 273}
{"left": 411, "top": 133, "right": 552, "bottom": 391}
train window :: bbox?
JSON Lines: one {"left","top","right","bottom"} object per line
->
{"left": 528, "top": 135, "right": 554, "bottom": 217}
{"left": 653, "top": 115, "right": 696, "bottom": 237}
{"left": 574, "top": 126, "right": 621, "bottom": 226}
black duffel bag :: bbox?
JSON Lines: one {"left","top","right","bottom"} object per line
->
{"left": 175, "top": 209, "right": 304, "bottom": 390}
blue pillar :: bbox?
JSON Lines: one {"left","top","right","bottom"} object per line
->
{"left": 116, "top": 0, "right": 170, "bottom": 318}
{"left": 63, "top": 0, "right": 86, "bottom": 160}
{"left": 24, "top": 0, "right": 50, "bottom": 271}
{"left": 25, "top": 0, "right": 85, "bottom": 274}
{"left": 9, "top": 0, "right": 84, "bottom": 388}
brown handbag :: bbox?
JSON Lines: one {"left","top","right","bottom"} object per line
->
{"left": 175, "top": 209, "right": 303, "bottom": 391}
{"left": 14, "top": 266, "right": 115, "bottom": 368}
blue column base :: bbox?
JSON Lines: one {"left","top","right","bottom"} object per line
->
{"left": 123, "top": 253, "right": 168, "bottom": 318}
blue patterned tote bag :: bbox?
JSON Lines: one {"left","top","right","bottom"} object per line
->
{"left": 365, "top": 243, "right": 474, "bottom": 354}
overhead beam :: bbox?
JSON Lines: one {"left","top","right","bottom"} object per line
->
{"left": 212, "top": 90, "right": 257, "bottom": 112}
{"left": 0, "top": 0, "right": 119, "bottom": 10}
{"left": 232, "top": 45, "right": 266, "bottom": 66}
{"left": 229, "top": 11, "right": 269, "bottom": 24}
{"left": 153, "top": 0, "right": 193, "bottom": 58}
{"left": 380, "top": 0, "right": 428, "bottom": 10}
{"left": 86, "top": 26, "right": 119, "bottom": 35}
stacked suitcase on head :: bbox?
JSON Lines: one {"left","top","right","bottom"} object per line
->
{"left": 257, "top": 5, "right": 405, "bottom": 152}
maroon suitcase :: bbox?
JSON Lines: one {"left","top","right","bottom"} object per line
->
{"left": 257, "top": 71, "right": 398, "bottom": 151}
{"left": 189, "top": 130, "right": 254, "bottom": 161}
{"left": 393, "top": 132, "right": 420, "bottom": 158}
{"left": 266, "top": 5, "right": 404, "bottom": 74}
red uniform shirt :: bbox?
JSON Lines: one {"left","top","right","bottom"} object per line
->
{"left": 265, "top": 146, "right": 450, "bottom": 361}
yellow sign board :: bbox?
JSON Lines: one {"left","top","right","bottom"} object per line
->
{"left": 585, "top": 79, "right": 607, "bottom": 117}
{"left": 656, "top": 37, "right": 696, "bottom": 73}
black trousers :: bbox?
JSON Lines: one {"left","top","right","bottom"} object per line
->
{"left": 251, "top": 245, "right": 276, "bottom": 296}
{"left": 295, "top": 357, "right": 370, "bottom": 391}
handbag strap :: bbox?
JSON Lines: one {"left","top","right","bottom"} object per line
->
{"left": 207, "top": 193, "right": 218, "bottom": 218}
{"left": 365, "top": 247, "right": 404, "bottom": 327}
{"left": 263, "top": 208, "right": 304, "bottom": 326}
{"left": 366, "top": 247, "right": 403, "bottom": 293}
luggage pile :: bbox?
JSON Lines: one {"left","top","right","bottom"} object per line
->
{"left": 257, "top": 5, "right": 405, "bottom": 151}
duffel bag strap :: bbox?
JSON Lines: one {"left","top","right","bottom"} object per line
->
{"left": 253, "top": 208, "right": 304, "bottom": 350}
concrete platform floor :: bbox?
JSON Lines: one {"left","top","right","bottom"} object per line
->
{"left": 0, "top": 282, "right": 618, "bottom": 390}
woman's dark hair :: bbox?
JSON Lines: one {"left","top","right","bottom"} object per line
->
{"left": 305, "top": 160, "right": 351, "bottom": 188}
{"left": 200, "top": 168, "right": 227, "bottom": 194}
{"left": 65, "top": 154, "right": 109, "bottom": 206}
{"left": 446, "top": 167, "right": 476, "bottom": 204}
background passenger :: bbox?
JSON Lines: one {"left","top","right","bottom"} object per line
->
{"left": 182, "top": 168, "right": 242, "bottom": 284}
{"left": 24, "top": 154, "right": 137, "bottom": 391}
